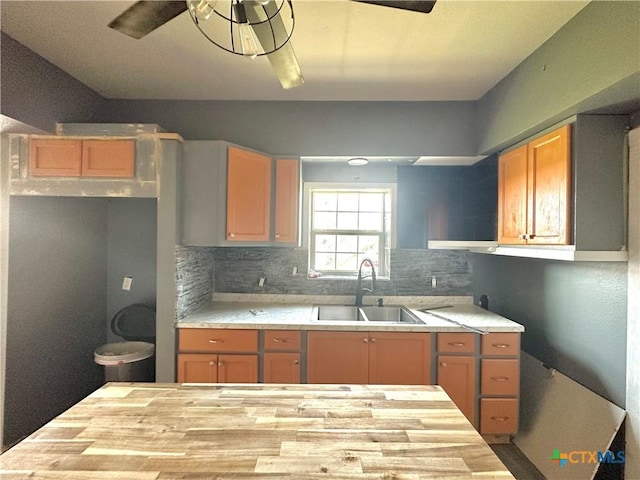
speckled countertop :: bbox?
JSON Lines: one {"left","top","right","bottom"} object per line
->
{"left": 177, "top": 294, "right": 524, "bottom": 333}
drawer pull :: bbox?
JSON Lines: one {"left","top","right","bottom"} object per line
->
{"left": 491, "top": 376, "right": 510, "bottom": 382}
{"left": 209, "top": 339, "right": 225, "bottom": 344}
{"left": 294, "top": 360, "right": 299, "bottom": 365}
{"left": 492, "top": 343, "right": 510, "bottom": 348}
{"left": 491, "top": 416, "right": 509, "bottom": 421}
{"left": 272, "top": 338, "right": 290, "bottom": 343}
{"left": 448, "top": 342, "right": 466, "bottom": 347}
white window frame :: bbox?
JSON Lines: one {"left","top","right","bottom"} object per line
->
{"left": 302, "top": 182, "right": 396, "bottom": 278}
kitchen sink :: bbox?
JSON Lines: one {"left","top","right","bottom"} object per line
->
{"left": 312, "top": 305, "right": 424, "bottom": 324}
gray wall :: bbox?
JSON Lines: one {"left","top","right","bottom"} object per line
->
{"left": 0, "top": 32, "right": 106, "bottom": 133}
{"left": 98, "top": 100, "right": 477, "bottom": 157}
{"left": 471, "top": 254, "right": 627, "bottom": 408}
{"left": 4, "top": 197, "right": 107, "bottom": 448}
{"left": 477, "top": 1, "right": 640, "bottom": 154}
{"left": 106, "top": 198, "right": 157, "bottom": 343}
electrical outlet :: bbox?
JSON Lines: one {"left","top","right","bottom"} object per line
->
{"left": 258, "top": 277, "right": 266, "bottom": 287}
{"left": 431, "top": 276, "right": 437, "bottom": 288}
{"left": 292, "top": 265, "right": 298, "bottom": 275}
{"left": 122, "top": 276, "right": 133, "bottom": 291}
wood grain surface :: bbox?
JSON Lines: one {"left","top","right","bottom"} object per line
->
{"left": 0, "top": 383, "right": 515, "bottom": 479}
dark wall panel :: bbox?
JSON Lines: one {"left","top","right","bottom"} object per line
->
{"left": 471, "top": 253, "right": 627, "bottom": 407}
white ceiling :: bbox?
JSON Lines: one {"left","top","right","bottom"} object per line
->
{"left": 0, "top": 0, "right": 590, "bottom": 102}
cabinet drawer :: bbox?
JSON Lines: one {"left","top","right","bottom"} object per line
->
{"left": 179, "top": 329, "right": 258, "bottom": 352}
{"left": 480, "top": 398, "right": 518, "bottom": 435}
{"left": 481, "top": 333, "right": 520, "bottom": 356}
{"left": 264, "top": 330, "right": 302, "bottom": 351}
{"left": 481, "top": 359, "right": 519, "bottom": 396}
{"left": 437, "top": 333, "right": 476, "bottom": 353}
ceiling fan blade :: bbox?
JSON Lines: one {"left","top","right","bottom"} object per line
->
{"left": 244, "top": 1, "right": 304, "bottom": 89}
{"left": 109, "top": 1, "right": 188, "bottom": 39}
{"left": 353, "top": 0, "right": 437, "bottom": 14}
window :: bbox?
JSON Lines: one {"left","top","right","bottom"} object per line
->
{"left": 308, "top": 187, "right": 392, "bottom": 277}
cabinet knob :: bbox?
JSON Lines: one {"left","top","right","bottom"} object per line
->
{"left": 209, "top": 361, "right": 216, "bottom": 366}
{"left": 228, "top": 232, "right": 235, "bottom": 238}
{"left": 528, "top": 234, "right": 536, "bottom": 239}
{"left": 294, "top": 360, "right": 299, "bottom": 365}
{"left": 519, "top": 234, "right": 527, "bottom": 240}
{"left": 362, "top": 338, "right": 369, "bottom": 343}
{"left": 275, "top": 233, "right": 280, "bottom": 239}
{"left": 209, "top": 339, "right": 225, "bottom": 344}
{"left": 218, "top": 361, "right": 223, "bottom": 367}
{"left": 440, "top": 362, "right": 447, "bottom": 367}
{"left": 370, "top": 338, "right": 376, "bottom": 343}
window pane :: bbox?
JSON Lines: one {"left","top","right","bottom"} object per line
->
{"left": 314, "top": 192, "right": 337, "bottom": 211}
{"left": 315, "top": 253, "right": 335, "bottom": 270}
{"left": 314, "top": 212, "right": 337, "bottom": 230}
{"left": 316, "top": 235, "right": 336, "bottom": 252}
{"left": 359, "top": 235, "right": 379, "bottom": 256}
{"left": 337, "top": 192, "right": 358, "bottom": 211}
{"left": 336, "top": 235, "right": 357, "bottom": 252}
{"left": 359, "top": 212, "right": 381, "bottom": 231}
{"left": 337, "top": 212, "right": 358, "bottom": 230}
{"left": 336, "top": 253, "right": 358, "bottom": 271}
{"left": 359, "top": 193, "right": 383, "bottom": 212}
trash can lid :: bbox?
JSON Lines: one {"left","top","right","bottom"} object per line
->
{"left": 94, "top": 341, "right": 155, "bottom": 366}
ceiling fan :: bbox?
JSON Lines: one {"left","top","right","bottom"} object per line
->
{"left": 108, "top": 0, "right": 437, "bottom": 89}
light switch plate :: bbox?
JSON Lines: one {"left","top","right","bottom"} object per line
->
{"left": 122, "top": 276, "right": 133, "bottom": 291}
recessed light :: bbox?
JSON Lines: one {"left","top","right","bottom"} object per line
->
{"left": 347, "top": 157, "right": 369, "bottom": 166}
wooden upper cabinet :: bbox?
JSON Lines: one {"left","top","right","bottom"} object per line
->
{"left": 498, "top": 145, "right": 528, "bottom": 244}
{"left": 29, "top": 138, "right": 134, "bottom": 178}
{"left": 29, "top": 139, "right": 82, "bottom": 176}
{"left": 498, "top": 125, "right": 571, "bottom": 245}
{"left": 527, "top": 125, "right": 571, "bottom": 245}
{"left": 82, "top": 140, "right": 135, "bottom": 177}
{"left": 227, "top": 146, "right": 271, "bottom": 241}
{"left": 274, "top": 158, "right": 299, "bottom": 243}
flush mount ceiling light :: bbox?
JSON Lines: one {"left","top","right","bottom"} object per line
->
{"left": 347, "top": 157, "right": 369, "bottom": 166}
{"left": 108, "top": 0, "right": 303, "bottom": 89}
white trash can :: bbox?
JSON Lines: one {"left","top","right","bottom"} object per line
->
{"left": 94, "top": 341, "right": 155, "bottom": 382}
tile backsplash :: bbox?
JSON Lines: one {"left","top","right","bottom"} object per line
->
{"left": 176, "top": 246, "right": 471, "bottom": 313}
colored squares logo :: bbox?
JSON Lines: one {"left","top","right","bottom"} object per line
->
{"left": 550, "top": 449, "right": 569, "bottom": 468}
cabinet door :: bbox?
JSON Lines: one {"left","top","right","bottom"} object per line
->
{"left": 217, "top": 354, "right": 258, "bottom": 382}
{"left": 29, "top": 139, "right": 82, "bottom": 177}
{"left": 498, "top": 144, "right": 528, "bottom": 244}
{"left": 307, "top": 331, "right": 369, "bottom": 384}
{"left": 226, "top": 146, "right": 271, "bottom": 241}
{"left": 437, "top": 355, "right": 476, "bottom": 425}
{"left": 264, "top": 353, "right": 301, "bottom": 383}
{"left": 274, "top": 159, "right": 299, "bottom": 243}
{"left": 177, "top": 353, "right": 218, "bottom": 383}
{"left": 82, "top": 140, "right": 134, "bottom": 177}
{"left": 369, "top": 332, "right": 431, "bottom": 385}
{"left": 527, "top": 125, "right": 571, "bottom": 245}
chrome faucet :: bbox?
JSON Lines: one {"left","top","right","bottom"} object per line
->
{"left": 355, "top": 258, "right": 377, "bottom": 307}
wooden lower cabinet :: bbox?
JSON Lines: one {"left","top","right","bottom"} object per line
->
{"left": 307, "top": 331, "right": 369, "bottom": 384}
{"left": 437, "top": 355, "right": 476, "bottom": 424}
{"left": 307, "top": 331, "right": 431, "bottom": 384}
{"left": 264, "top": 353, "right": 301, "bottom": 383}
{"left": 177, "top": 353, "right": 258, "bottom": 383}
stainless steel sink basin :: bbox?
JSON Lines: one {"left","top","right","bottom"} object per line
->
{"left": 313, "top": 305, "right": 366, "bottom": 322}
{"left": 312, "top": 305, "right": 424, "bottom": 324}
{"left": 360, "top": 306, "right": 424, "bottom": 324}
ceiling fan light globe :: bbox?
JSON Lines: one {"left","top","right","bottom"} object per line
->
{"left": 189, "top": 0, "right": 218, "bottom": 21}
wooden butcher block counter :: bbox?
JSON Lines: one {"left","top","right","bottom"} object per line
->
{"left": 0, "top": 382, "right": 514, "bottom": 479}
